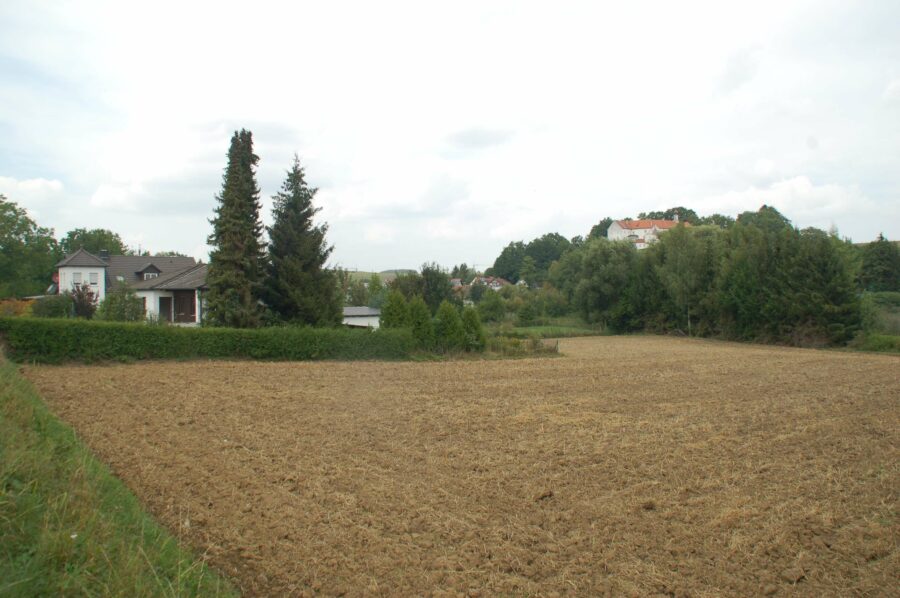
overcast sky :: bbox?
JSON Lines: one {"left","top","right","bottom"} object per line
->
{"left": 1, "top": 1, "right": 898, "bottom": 271}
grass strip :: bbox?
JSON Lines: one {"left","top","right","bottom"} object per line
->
{"left": 0, "top": 356, "right": 238, "bottom": 597}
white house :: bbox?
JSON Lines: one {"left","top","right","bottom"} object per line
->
{"left": 606, "top": 218, "right": 685, "bottom": 249}
{"left": 343, "top": 306, "right": 381, "bottom": 328}
{"left": 470, "top": 276, "right": 511, "bottom": 291}
{"left": 55, "top": 248, "right": 207, "bottom": 323}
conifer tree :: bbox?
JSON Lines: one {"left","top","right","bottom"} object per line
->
{"left": 265, "top": 155, "right": 341, "bottom": 325}
{"left": 206, "top": 129, "right": 266, "bottom": 328}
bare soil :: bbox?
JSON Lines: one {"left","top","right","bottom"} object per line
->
{"left": 23, "top": 336, "right": 900, "bottom": 597}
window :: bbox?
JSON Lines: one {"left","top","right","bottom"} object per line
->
{"left": 72, "top": 272, "right": 82, "bottom": 284}
{"left": 144, "top": 272, "right": 159, "bottom": 280}
{"left": 89, "top": 272, "right": 99, "bottom": 285}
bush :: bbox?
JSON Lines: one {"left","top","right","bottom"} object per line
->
{"left": 380, "top": 290, "right": 410, "bottom": 328}
{"left": 477, "top": 290, "right": 505, "bottom": 322}
{"left": 71, "top": 284, "right": 97, "bottom": 319}
{"left": 461, "top": 307, "right": 486, "bottom": 351}
{"left": 407, "top": 296, "right": 435, "bottom": 349}
{"left": 0, "top": 318, "right": 416, "bottom": 364}
{"left": 433, "top": 301, "right": 466, "bottom": 353}
{"left": 0, "top": 298, "right": 33, "bottom": 317}
{"left": 96, "top": 286, "right": 144, "bottom": 322}
{"left": 31, "top": 294, "right": 74, "bottom": 319}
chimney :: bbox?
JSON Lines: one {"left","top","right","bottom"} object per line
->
{"left": 99, "top": 249, "right": 110, "bottom": 261}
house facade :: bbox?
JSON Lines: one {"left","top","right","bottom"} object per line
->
{"left": 606, "top": 218, "right": 685, "bottom": 249}
{"left": 55, "top": 248, "right": 207, "bottom": 323}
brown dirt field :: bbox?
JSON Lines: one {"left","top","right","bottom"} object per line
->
{"left": 22, "top": 336, "right": 900, "bottom": 597}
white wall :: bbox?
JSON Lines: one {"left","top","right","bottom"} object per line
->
{"left": 343, "top": 315, "right": 381, "bottom": 329}
{"left": 135, "top": 289, "right": 174, "bottom": 321}
{"left": 58, "top": 266, "right": 107, "bottom": 301}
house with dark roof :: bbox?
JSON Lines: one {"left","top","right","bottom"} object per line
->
{"left": 56, "top": 248, "right": 207, "bottom": 323}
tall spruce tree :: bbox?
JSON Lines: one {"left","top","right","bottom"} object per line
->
{"left": 206, "top": 129, "right": 266, "bottom": 328}
{"left": 264, "top": 155, "right": 341, "bottom": 325}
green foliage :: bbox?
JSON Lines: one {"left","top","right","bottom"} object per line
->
{"left": 0, "top": 318, "right": 416, "bottom": 363}
{"left": 433, "top": 300, "right": 466, "bottom": 352}
{"left": 379, "top": 290, "right": 410, "bottom": 328}
{"left": 461, "top": 307, "right": 486, "bottom": 351}
{"left": 59, "top": 227, "right": 129, "bottom": 256}
{"left": 420, "top": 262, "right": 453, "bottom": 314}
{"left": 347, "top": 279, "right": 369, "bottom": 306}
{"left": 573, "top": 239, "right": 636, "bottom": 325}
{"left": 0, "top": 195, "right": 59, "bottom": 298}
{"left": 0, "top": 358, "right": 238, "bottom": 597}
{"left": 407, "top": 296, "right": 435, "bottom": 348}
{"left": 71, "top": 284, "right": 97, "bottom": 319}
{"left": 391, "top": 271, "right": 425, "bottom": 300}
{"left": 517, "top": 301, "right": 537, "bottom": 326}
{"left": 859, "top": 234, "right": 900, "bottom": 292}
{"left": 264, "top": 155, "right": 341, "bottom": 326}
{"left": 95, "top": 286, "right": 144, "bottom": 322}
{"left": 638, "top": 206, "right": 700, "bottom": 224}
{"left": 206, "top": 129, "right": 266, "bottom": 328}
{"left": 31, "top": 294, "right": 74, "bottom": 319}
{"left": 488, "top": 241, "right": 526, "bottom": 282}
{"left": 588, "top": 217, "right": 613, "bottom": 239}
{"left": 450, "top": 263, "right": 475, "bottom": 283}
{"left": 367, "top": 274, "right": 387, "bottom": 308}
{"left": 477, "top": 290, "right": 506, "bottom": 322}
{"left": 519, "top": 256, "right": 537, "bottom": 286}
{"left": 469, "top": 281, "right": 487, "bottom": 303}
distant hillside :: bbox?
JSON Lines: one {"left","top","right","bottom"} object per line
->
{"left": 345, "top": 269, "right": 416, "bottom": 284}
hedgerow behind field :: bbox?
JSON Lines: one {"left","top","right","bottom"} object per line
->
{"left": 0, "top": 318, "right": 416, "bottom": 364}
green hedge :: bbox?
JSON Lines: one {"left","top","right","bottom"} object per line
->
{"left": 0, "top": 318, "right": 415, "bottom": 363}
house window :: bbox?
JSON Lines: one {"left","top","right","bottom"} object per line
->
{"left": 73, "top": 272, "right": 82, "bottom": 284}
{"left": 144, "top": 272, "right": 159, "bottom": 280}
{"left": 89, "top": 272, "right": 99, "bottom": 285}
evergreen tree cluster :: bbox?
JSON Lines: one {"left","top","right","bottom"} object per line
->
{"left": 380, "top": 292, "right": 485, "bottom": 352}
{"left": 206, "top": 130, "right": 340, "bottom": 328}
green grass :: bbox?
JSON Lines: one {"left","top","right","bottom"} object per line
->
{"left": 851, "top": 333, "right": 900, "bottom": 354}
{"left": 0, "top": 356, "right": 238, "bottom": 597}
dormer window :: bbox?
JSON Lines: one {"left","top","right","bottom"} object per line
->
{"left": 144, "top": 272, "right": 159, "bottom": 280}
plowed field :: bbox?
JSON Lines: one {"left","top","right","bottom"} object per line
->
{"left": 23, "top": 337, "right": 899, "bottom": 597}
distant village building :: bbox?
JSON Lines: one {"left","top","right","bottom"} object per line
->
{"left": 606, "top": 217, "right": 686, "bottom": 249}
{"left": 55, "top": 248, "right": 207, "bottom": 323}
{"left": 342, "top": 306, "right": 381, "bottom": 328}
{"left": 470, "top": 276, "right": 511, "bottom": 291}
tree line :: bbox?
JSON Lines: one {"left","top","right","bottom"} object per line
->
{"left": 479, "top": 205, "right": 898, "bottom": 346}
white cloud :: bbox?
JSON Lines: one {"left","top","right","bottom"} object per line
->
{"left": 1, "top": 0, "right": 898, "bottom": 268}
{"left": 883, "top": 78, "right": 900, "bottom": 103}
{"left": 0, "top": 176, "right": 65, "bottom": 219}
{"left": 693, "top": 176, "right": 890, "bottom": 239}
{"left": 89, "top": 182, "right": 146, "bottom": 212}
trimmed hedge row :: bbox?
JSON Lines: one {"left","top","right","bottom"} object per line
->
{"left": 0, "top": 318, "right": 415, "bottom": 363}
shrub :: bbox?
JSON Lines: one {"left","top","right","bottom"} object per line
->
{"left": 380, "top": 290, "right": 410, "bottom": 328}
{"left": 407, "top": 296, "right": 435, "bottom": 349}
{"left": 461, "top": 307, "right": 486, "bottom": 352}
{"left": 96, "top": 286, "right": 144, "bottom": 322}
{"left": 0, "top": 318, "right": 416, "bottom": 364}
{"left": 31, "top": 294, "right": 74, "bottom": 319}
{"left": 433, "top": 301, "right": 466, "bottom": 353}
{"left": 517, "top": 302, "right": 537, "bottom": 326}
{"left": 0, "top": 298, "right": 33, "bottom": 317}
{"left": 477, "top": 290, "right": 505, "bottom": 322}
{"left": 71, "top": 284, "right": 97, "bottom": 319}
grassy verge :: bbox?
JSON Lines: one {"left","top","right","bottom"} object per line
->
{"left": 0, "top": 356, "right": 238, "bottom": 597}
